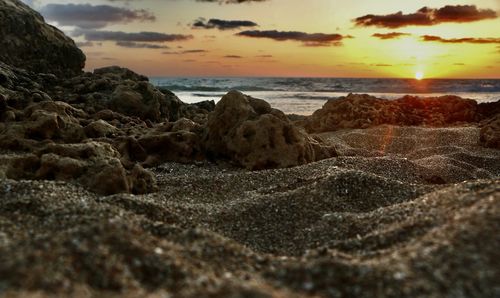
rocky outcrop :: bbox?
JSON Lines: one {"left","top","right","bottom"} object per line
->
{"left": 480, "top": 115, "right": 500, "bottom": 149}
{"left": 304, "top": 94, "right": 480, "bottom": 133}
{"left": 57, "top": 66, "right": 204, "bottom": 123}
{"left": 158, "top": 87, "right": 215, "bottom": 123}
{"left": 204, "top": 91, "right": 335, "bottom": 170}
{"left": 0, "top": 0, "right": 85, "bottom": 76}
{"left": 0, "top": 142, "right": 156, "bottom": 195}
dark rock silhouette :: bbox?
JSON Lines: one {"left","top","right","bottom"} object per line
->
{"left": 0, "top": 0, "right": 85, "bottom": 76}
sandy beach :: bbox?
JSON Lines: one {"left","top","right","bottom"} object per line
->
{"left": 1, "top": 0, "right": 500, "bottom": 297}
{"left": 1, "top": 124, "right": 499, "bottom": 297}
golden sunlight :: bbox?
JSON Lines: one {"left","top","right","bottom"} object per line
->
{"left": 415, "top": 71, "right": 424, "bottom": 80}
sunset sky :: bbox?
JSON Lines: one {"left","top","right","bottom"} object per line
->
{"left": 23, "top": 0, "right": 500, "bottom": 78}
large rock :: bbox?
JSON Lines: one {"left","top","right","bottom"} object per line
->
{"left": 109, "top": 81, "right": 167, "bottom": 122}
{"left": 204, "top": 91, "right": 334, "bottom": 170}
{"left": 0, "top": 0, "right": 85, "bottom": 76}
{"left": 0, "top": 101, "right": 88, "bottom": 151}
{"left": 480, "top": 115, "right": 500, "bottom": 149}
{"left": 305, "top": 94, "right": 480, "bottom": 133}
{"left": 93, "top": 66, "right": 148, "bottom": 82}
{"left": 60, "top": 67, "right": 180, "bottom": 122}
{"left": 2, "top": 142, "right": 157, "bottom": 195}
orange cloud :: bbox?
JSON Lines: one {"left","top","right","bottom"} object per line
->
{"left": 372, "top": 32, "right": 411, "bottom": 39}
{"left": 421, "top": 35, "right": 500, "bottom": 44}
{"left": 354, "top": 5, "right": 497, "bottom": 28}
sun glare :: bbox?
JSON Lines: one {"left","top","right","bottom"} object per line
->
{"left": 415, "top": 71, "right": 424, "bottom": 80}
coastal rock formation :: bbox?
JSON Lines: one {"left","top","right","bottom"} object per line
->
{"left": 480, "top": 115, "right": 500, "bottom": 149}
{"left": 60, "top": 66, "right": 173, "bottom": 122}
{"left": 304, "top": 94, "right": 480, "bottom": 133}
{"left": 204, "top": 90, "right": 335, "bottom": 170}
{"left": 0, "top": 0, "right": 85, "bottom": 76}
{"left": 0, "top": 58, "right": 214, "bottom": 193}
{"left": 1, "top": 142, "right": 156, "bottom": 195}
{"left": 0, "top": 1, "right": 499, "bottom": 296}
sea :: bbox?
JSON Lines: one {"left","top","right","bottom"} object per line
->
{"left": 151, "top": 77, "right": 500, "bottom": 115}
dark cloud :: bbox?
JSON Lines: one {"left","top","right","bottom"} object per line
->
{"left": 73, "top": 29, "right": 193, "bottom": 42}
{"left": 372, "top": 32, "right": 411, "bottom": 40}
{"left": 183, "top": 49, "right": 208, "bottom": 53}
{"left": 255, "top": 54, "right": 273, "bottom": 58}
{"left": 224, "top": 55, "right": 243, "bottom": 58}
{"left": 420, "top": 35, "right": 500, "bottom": 44}
{"left": 434, "top": 5, "right": 497, "bottom": 22}
{"left": 196, "top": 0, "right": 268, "bottom": 3}
{"left": 192, "top": 18, "right": 258, "bottom": 30}
{"left": 372, "top": 64, "right": 392, "bottom": 67}
{"left": 39, "top": 3, "right": 155, "bottom": 29}
{"left": 115, "top": 41, "right": 169, "bottom": 49}
{"left": 354, "top": 5, "right": 497, "bottom": 28}
{"left": 162, "top": 49, "right": 209, "bottom": 54}
{"left": 76, "top": 41, "right": 98, "bottom": 47}
{"left": 236, "top": 30, "right": 350, "bottom": 46}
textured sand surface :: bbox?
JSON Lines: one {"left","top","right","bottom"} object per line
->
{"left": 0, "top": 125, "right": 499, "bottom": 297}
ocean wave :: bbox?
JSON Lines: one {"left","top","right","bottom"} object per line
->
{"left": 153, "top": 77, "right": 500, "bottom": 96}
{"left": 159, "top": 84, "right": 281, "bottom": 92}
{"left": 159, "top": 85, "right": 224, "bottom": 92}
{"left": 192, "top": 93, "right": 226, "bottom": 98}
{"left": 290, "top": 94, "right": 337, "bottom": 100}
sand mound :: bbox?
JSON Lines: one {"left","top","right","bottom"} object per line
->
{"left": 322, "top": 125, "right": 500, "bottom": 183}
{"left": 0, "top": 126, "right": 498, "bottom": 297}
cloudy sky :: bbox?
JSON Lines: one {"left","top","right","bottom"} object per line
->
{"left": 23, "top": 0, "right": 500, "bottom": 78}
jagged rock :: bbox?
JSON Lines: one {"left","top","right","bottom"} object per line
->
{"left": 480, "top": 115, "right": 500, "bottom": 149}
{"left": 178, "top": 100, "right": 215, "bottom": 124}
{"left": 57, "top": 68, "right": 178, "bottom": 122}
{"left": 138, "top": 131, "right": 202, "bottom": 167}
{"left": 0, "top": 101, "right": 87, "bottom": 150}
{"left": 158, "top": 88, "right": 214, "bottom": 123}
{"left": 204, "top": 91, "right": 334, "bottom": 170}
{"left": 0, "top": 0, "right": 85, "bottom": 76}
{"left": 84, "top": 120, "right": 119, "bottom": 138}
{"left": 23, "top": 101, "right": 86, "bottom": 142}
{"left": 171, "top": 118, "right": 200, "bottom": 132}
{"left": 1, "top": 142, "right": 157, "bottom": 195}
{"left": 158, "top": 88, "right": 184, "bottom": 121}
{"left": 114, "top": 136, "right": 148, "bottom": 164}
{"left": 93, "top": 66, "right": 148, "bottom": 82}
{"left": 0, "top": 93, "right": 7, "bottom": 114}
{"left": 1, "top": 110, "right": 16, "bottom": 122}
{"left": 109, "top": 81, "right": 166, "bottom": 121}
{"left": 305, "top": 94, "right": 480, "bottom": 133}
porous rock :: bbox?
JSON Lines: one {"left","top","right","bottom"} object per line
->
{"left": 2, "top": 142, "right": 157, "bottom": 195}
{"left": 84, "top": 119, "right": 119, "bottom": 138}
{"left": 305, "top": 94, "right": 480, "bottom": 133}
{"left": 480, "top": 115, "right": 500, "bottom": 149}
{"left": 204, "top": 90, "right": 334, "bottom": 170}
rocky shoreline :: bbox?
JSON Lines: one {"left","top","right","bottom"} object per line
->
{"left": 0, "top": 0, "right": 499, "bottom": 297}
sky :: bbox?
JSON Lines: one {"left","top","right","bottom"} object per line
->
{"left": 23, "top": 0, "right": 500, "bottom": 78}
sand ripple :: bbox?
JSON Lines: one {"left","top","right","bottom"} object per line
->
{"left": 0, "top": 125, "right": 498, "bottom": 297}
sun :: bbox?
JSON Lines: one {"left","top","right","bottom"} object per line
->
{"left": 415, "top": 71, "right": 424, "bottom": 80}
